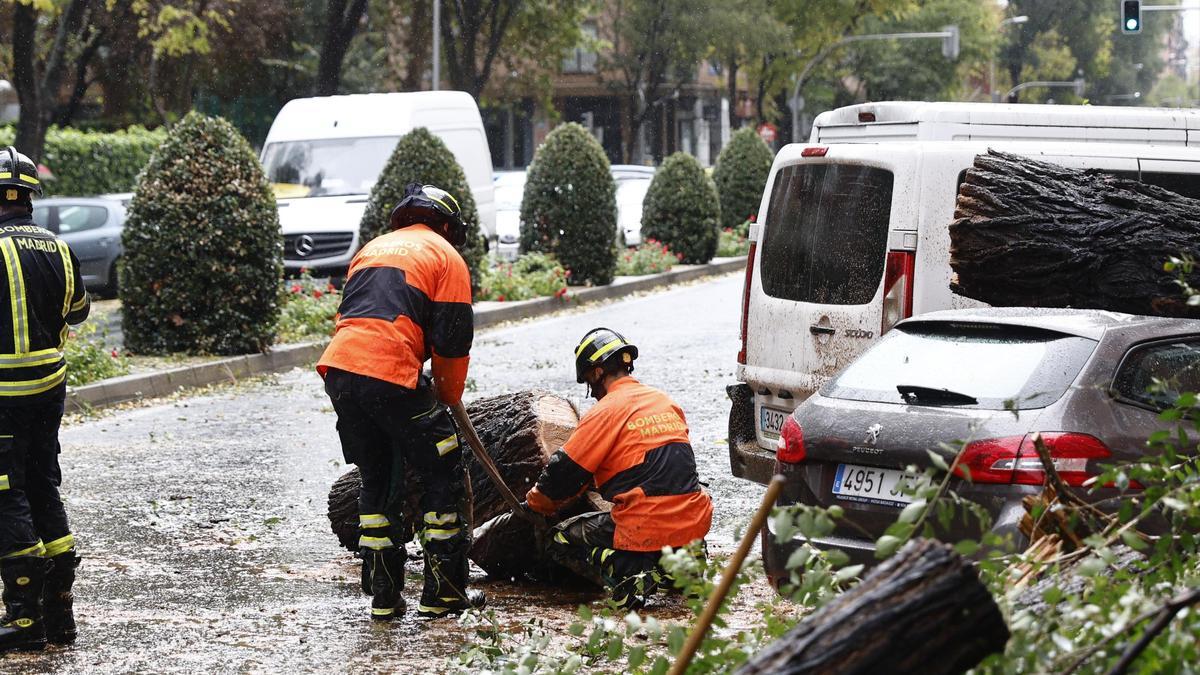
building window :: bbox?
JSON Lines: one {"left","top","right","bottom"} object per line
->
{"left": 562, "top": 22, "right": 598, "bottom": 74}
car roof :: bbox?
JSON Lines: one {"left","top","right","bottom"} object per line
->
{"left": 33, "top": 196, "right": 124, "bottom": 206}
{"left": 901, "top": 307, "right": 1200, "bottom": 341}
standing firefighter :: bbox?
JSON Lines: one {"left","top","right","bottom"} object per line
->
{"left": 318, "top": 183, "right": 484, "bottom": 620}
{"left": 0, "top": 147, "right": 89, "bottom": 653}
{"left": 526, "top": 328, "right": 713, "bottom": 608}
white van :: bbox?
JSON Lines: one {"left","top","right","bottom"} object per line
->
{"left": 261, "top": 91, "right": 496, "bottom": 276}
{"left": 729, "top": 102, "right": 1200, "bottom": 485}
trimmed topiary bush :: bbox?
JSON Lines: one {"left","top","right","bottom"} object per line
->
{"left": 520, "top": 122, "right": 617, "bottom": 286}
{"left": 641, "top": 152, "right": 721, "bottom": 264}
{"left": 0, "top": 126, "right": 165, "bottom": 197}
{"left": 358, "top": 128, "right": 484, "bottom": 293}
{"left": 712, "top": 127, "right": 774, "bottom": 231}
{"left": 121, "top": 112, "right": 282, "bottom": 355}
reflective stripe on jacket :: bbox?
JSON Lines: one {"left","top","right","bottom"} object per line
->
{"left": 0, "top": 214, "right": 90, "bottom": 403}
{"left": 317, "top": 224, "right": 473, "bottom": 404}
{"left": 527, "top": 376, "right": 713, "bottom": 552}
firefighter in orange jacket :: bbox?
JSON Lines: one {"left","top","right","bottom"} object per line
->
{"left": 525, "top": 328, "right": 713, "bottom": 608}
{"left": 318, "top": 183, "right": 484, "bottom": 621}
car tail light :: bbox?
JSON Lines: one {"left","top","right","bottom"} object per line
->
{"left": 801, "top": 146, "right": 828, "bottom": 157}
{"left": 1013, "top": 433, "right": 1112, "bottom": 487}
{"left": 737, "top": 241, "right": 757, "bottom": 365}
{"left": 881, "top": 250, "right": 915, "bottom": 334}
{"left": 956, "top": 433, "right": 1113, "bottom": 487}
{"left": 776, "top": 416, "right": 806, "bottom": 463}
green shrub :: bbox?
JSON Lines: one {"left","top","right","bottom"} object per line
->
{"left": 0, "top": 126, "right": 165, "bottom": 197}
{"left": 717, "top": 219, "right": 752, "bottom": 257}
{"left": 121, "top": 112, "right": 282, "bottom": 355}
{"left": 358, "top": 128, "right": 484, "bottom": 294}
{"left": 615, "top": 239, "right": 679, "bottom": 276}
{"left": 641, "top": 152, "right": 721, "bottom": 264}
{"left": 276, "top": 276, "right": 341, "bottom": 343}
{"left": 65, "top": 323, "right": 129, "bottom": 386}
{"left": 520, "top": 123, "right": 617, "bottom": 286}
{"left": 478, "top": 252, "right": 569, "bottom": 302}
{"left": 712, "top": 127, "right": 773, "bottom": 231}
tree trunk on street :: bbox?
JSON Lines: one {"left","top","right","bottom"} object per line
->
{"left": 315, "top": 0, "right": 370, "bottom": 96}
{"left": 949, "top": 150, "right": 1200, "bottom": 317}
{"left": 326, "top": 390, "right": 578, "bottom": 552}
{"left": 736, "top": 539, "right": 1009, "bottom": 675}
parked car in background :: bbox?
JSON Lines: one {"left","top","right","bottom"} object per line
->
{"left": 33, "top": 196, "right": 126, "bottom": 296}
{"left": 261, "top": 91, "right": 495, "bottom": 277}
{"left": 611, "top": 164, "right": 656, "bottom": 184}
{"left": 762, "top": 307, "right": 1200, "bottom": 587}
{"left": 493, "top": 170, "right": 525, "bottom": 261}
{"left": 616, "top": 178, "right": 651, "bottom": 246}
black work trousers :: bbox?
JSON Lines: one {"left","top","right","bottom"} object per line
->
{"left": 323, "top": 368, "right": 468, "bottom": 556}
{"left": 548, "top": 511, "right": 662, "bottom": 604}
{"left": 0, "top": 396, "right": 72, "bottom": 560}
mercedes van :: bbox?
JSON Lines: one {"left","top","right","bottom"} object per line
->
{"left": 729, "top": 102, "right": 1200, "bottom": 485}
{"left": 261, "top": 91, "right": 495, "bottom": 276}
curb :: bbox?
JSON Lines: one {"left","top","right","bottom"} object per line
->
{"left": 67, "top": 256, "right": 746, "bottom": 412}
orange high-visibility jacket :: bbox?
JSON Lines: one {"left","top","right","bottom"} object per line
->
{"left": 317, "top": 224, "right": 473, "bottom": 404}
{"left": 527, "top": 376, "right": 713, "bottom": 552}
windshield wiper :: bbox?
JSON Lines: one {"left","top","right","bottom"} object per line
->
{"left": 897, "top": 384, "right": 978, "bottom": 406}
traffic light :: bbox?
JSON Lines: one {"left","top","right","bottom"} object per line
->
{"left": 941, "top": 25, "right": 960, "bottom": 60}
{"left": 1121, "top": 0, "right": 1142, "bottom": 34}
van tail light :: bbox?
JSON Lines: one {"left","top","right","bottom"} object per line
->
{"left": 776, "top": 416, "right": 806, "bottom": 464}
{"left": 737, "top": 241, "right": 757, "bottom": 365}
{"left": 881, "top": 250, "right": 915, "bottom": 335}
{"left": 801, "top": 146, "right": 828, "bottom": 157}
{"left": 956, "top": 433, "right": 1114, "bottom": 487}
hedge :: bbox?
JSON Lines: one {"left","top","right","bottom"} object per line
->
{"left": 641, "top": 152, "right": 721, "bottom": 264}
{"left": 358, "top": 128, "right": 485, "bottom": 294}
{"left": 520, "top": 122, "right": 617, "bottom": 286}
{"left": 121, "top": 112, "right": 282, "bottom": 355}
{"left": 712, "top": 127, "right": 774, "bottom": 231}
{"left": 0, "top": 126, "right": 165, "bottom": 197}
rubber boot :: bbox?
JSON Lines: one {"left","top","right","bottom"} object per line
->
{"left": 43, "top": 552, "right": 79, "bottom": 645}
{"left": 0, "top": 557, "right": 47, "bottom": 653}
{"left": 364, "top": 548, "right": 406, "bottom": 621}
{"left": 416, "top": 551, "right": 485, "bottom": 619}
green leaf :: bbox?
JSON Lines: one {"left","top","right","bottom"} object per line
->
{"left": 875, "top": 535, "right": 903, "bottom": 559}
{"left": 785, "top": 546, "right": 812, "bottom": 571}
{"left": 667, "top": 626, "right": 687, "bottom": 655}
{"left": 606, "top": 636, "right": 623, "bottom": 660}
{"left": 835, "top": 564, "right": 864, "bottom": 582}
{"left": 954, "top": 540, "right": 981, "bottom": 556}
{"left": 1077, "top": 557, "right": 1107, "bottom": 577}
{"left": 926, "top": 449, "right": 949, "bottom": 472}
{"left": 898, "top": 500, "right": 927, "bottom": 525}
{"left": 628, "top": 645, "right": 646, "bottom": 670}
{"left": 824, "top": 549, "right": 850, "bottom": 568}
{"left": 1120, "top": 530, "right": 1148, "bottom": 550}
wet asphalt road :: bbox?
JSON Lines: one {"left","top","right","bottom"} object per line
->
{"left": 9, "top": 272, "right": 763, "bottom": 673}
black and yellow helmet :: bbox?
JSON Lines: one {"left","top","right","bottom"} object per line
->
{"left": 574, "top": 327, "right": 638, "bottom": 383}
{"left": 389, "top": 182, "right": 467, "bottom": 247}
{"left": 0, "top": 146, "right": 42, "bottom": 201}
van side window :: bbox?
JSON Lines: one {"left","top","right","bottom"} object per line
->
{"left": 759, "top": 164, "right": 894, "bottom": 305}
{"left": 1113, "top": 338, "right": 1200, "bottom": 412}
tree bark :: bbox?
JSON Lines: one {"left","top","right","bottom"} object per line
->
{"left": 315, "top": 0, "right": 370, "bottom": 96}
{"left": 736, "top": 539, "right": 1009, "bottom": 675}
{"left": 326, "top": 390, "right": 578, "bottom": 552}
{"left": 949, "top": 150, "right": 1200, "bottom": 318}
{"left": 12, "top": 0, "right": 92, "bottom": 161}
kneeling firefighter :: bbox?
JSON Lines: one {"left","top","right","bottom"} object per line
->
{"left": 0, "top": 147, "right": 90, "bottom": 652}
{"left": 525, "top": 328, "right": 713, "bottom": 608}
{"left": 317, "top": 183, "right": 484, "bottom": 620}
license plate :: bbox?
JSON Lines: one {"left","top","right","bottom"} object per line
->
{"left": 832, "top": 463, "right": 917, "bottom": 507}
{"left": 759, "top": 406, "right": 788, "bottom": 438}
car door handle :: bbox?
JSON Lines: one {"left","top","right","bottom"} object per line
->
{"left": 809, "top": 325, "right": 836, "bottom": 335}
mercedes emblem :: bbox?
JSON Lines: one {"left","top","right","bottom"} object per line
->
{"left": 294, "top": 234, "right": 316, "bottom": 257}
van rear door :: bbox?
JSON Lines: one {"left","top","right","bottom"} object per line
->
{"left": 742, "top": 145, "right": 917, "bottom": 450}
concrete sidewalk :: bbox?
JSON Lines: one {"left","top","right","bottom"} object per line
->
{"left": 67, "top": 256, "right": 745, "bottom": 412}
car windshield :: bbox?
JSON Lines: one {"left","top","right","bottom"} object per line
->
{"left": 822, "top": 322, "right": 1099, "bottom": 410}
{"left": 261, "top": 137, "right": 399, "bottom": 198}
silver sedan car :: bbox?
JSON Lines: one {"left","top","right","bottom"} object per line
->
{"left": 763, "top": 307, "right": 1200, "bottom": 586}
{"left": 33, "top": 195, "right": 128, "bottom": 296}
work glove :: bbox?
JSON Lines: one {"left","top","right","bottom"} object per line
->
{"left": 519, "top": 500, "right": 552, "bottom": 531}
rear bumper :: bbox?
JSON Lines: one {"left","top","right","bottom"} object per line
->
{"left": 727, "top": 383, "right": 776, "bottom": 485}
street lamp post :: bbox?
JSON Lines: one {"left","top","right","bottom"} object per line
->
{"left": 990, "top": 15, "right": 1028, "bottom": 102}
{"left": 432, "top": 0, "right": 441, "bottom": 90}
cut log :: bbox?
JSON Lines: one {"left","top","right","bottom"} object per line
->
{"left": 736, "top": 538, "right": 1009, "bottom": 675}
{"left": 949, "top": 149, "right": 1200, "bottom": 317}
{"left": 326, "top": 390, "right": 579, "bottom": 553}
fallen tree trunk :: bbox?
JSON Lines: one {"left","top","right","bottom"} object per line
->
{"left": 327, "top": 390, "right": 577, "bottom": 551}
{"left": 949, "top": 149, "right": 1200, "bottom": 317}
{"left": 736, "top": 538, "right": 1009, "bottom": 675}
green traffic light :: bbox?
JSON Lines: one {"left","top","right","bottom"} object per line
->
{"left": 1125, "top": 18, "right": 1139, "bottom": 30}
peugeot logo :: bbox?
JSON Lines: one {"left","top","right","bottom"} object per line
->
{"left": 294, "top": 234, "right": 316, "bottom": 257}
{"left": 864, "top": 423, "right": 882, "bottom": 445}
